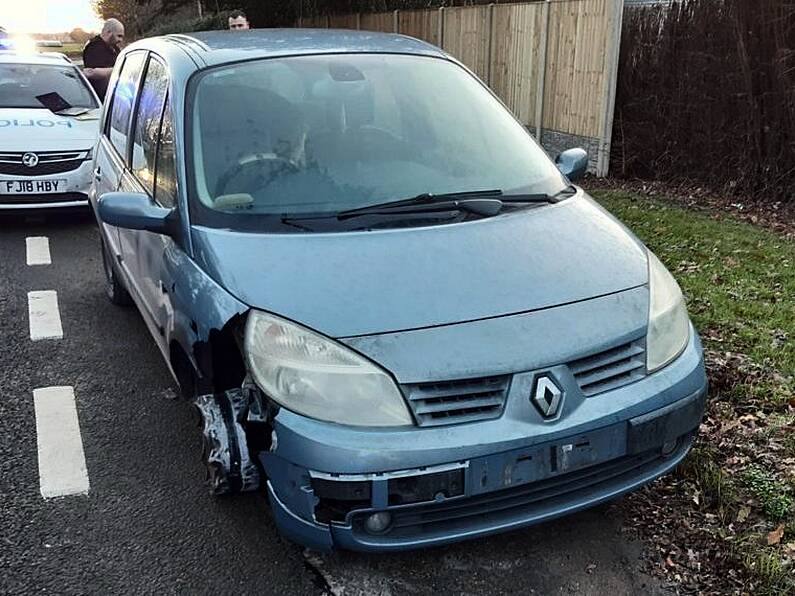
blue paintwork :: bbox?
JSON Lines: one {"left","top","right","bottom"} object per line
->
{"left": 167, "top": 29, "right": 447, "bottom": 66}
{"left": 98, "top": 192, "right": 174, "bottom": 233}
{"left": 91, "top": 29, "right": 708, "bottom": 552}
{"left": 266, "top": 327, "right": 705, "bottom": 475}
{"left": 190, "top": 193, "right": 648, "bottom": 338}
{"left": 556, "top": 148, "right": 589, "bottom": 182}
{"left": 340, "top": 286, "right": 648, "bottom": 382}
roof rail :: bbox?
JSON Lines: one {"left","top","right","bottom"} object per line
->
{"left": 165, "top": 34, "right": 211, "bottom": 53}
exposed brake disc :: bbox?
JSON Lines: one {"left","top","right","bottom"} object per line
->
{"left": 195, "top": 389, "right": 261, "bottom": 495}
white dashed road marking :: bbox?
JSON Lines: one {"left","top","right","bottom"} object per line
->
{"left": 28, "top": 290, "right": 63, "bottom": 341}
{"left": 26, "top": 236, "right": 51, "bottom": 266}
{"left": 33, "top": 386, "right": 90, "bottom": 499}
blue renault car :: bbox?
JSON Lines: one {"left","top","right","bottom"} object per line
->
{"left": 91, "top": 29, "right": 707, "bottom": 551}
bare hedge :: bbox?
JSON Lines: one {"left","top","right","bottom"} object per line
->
{"left": 613, "top": 0, "right": 795, "bottom": 202}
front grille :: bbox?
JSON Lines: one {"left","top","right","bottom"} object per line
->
{"left": 402, "top": 375, "right": 511, "bottom": 427}
{"left": 354, "top": 447, "right": 665, "bottom": 539}
{"left": 0, "top": 150, "right": 88, "bottom": 176}
{"left": 569, "top": 339, "right": 647, "bottom": 396}
{"left": 0, "top": 192, "right": 87, "bottom": 205}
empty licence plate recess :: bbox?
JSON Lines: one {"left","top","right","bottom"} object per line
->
{"left": 465, "top": 424, "right": 627, "bottom": 496}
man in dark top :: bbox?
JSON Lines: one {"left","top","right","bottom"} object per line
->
{"left": 82, "top": 19, "right": 124, "bottom": 101}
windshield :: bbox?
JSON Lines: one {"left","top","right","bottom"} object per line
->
{"left": 189, "top": 54, "right": 566, "bottom": 226}
{"left": 0, "top": 63, "right": 97, "bottom": 109}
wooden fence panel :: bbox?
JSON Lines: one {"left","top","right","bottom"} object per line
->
{"left": 543, "top": 0, "right": 611, "bottom": 138}
{"left": 490, "top": 3, "right": 546, "bottom": 128}
{"left": 294, "top": 1, "right": 623, "bottom": 175}
{"left": 441, "top": 6, "right": 491, "bottom": 81}
{"left": 299, "top": 14, "right": 326, "bottom": 27}
{"left": 360, "top": 12, "right": 394, "bottom": 33}
{"left": 398, "top": 9, "right": 441, "bottom": 45}
{"left": 329, "top": 14, "right": 359, "bottom": 29}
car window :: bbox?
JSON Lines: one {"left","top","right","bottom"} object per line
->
{"left": 154, "top": 99, "right": 177, "bottom": 208}
{"left": 0, "top": 64, "right": 97, "bottom": 109}
{"left": 189, "top": 54, "right": 566, "bottom": 226}
{"left": 107, "top": 52, "right": 146, "bottom": 160}
{"left": 131, "top": 57, "right": 168, "bottom": 195}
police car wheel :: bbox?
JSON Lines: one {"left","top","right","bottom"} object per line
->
{"left": 101, "top": 236, "right": 133, "bottom": 306}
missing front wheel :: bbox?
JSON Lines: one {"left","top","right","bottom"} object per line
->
{"left": 194, "top": 389, "right": 261, "bottom": 495}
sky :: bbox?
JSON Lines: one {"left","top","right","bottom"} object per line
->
{"left": 2, "top": 0, "right": 103, "bottom": 34}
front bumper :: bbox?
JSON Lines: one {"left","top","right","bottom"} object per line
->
{"left": 262, "top": 329, "right": 708, "bottom": 552}
{"left": 0, "top": 159, "right": 92, "bottom": 210}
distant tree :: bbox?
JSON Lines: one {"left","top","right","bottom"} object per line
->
{"left": 69, "top": 28, "right": 92, "bottom": 44}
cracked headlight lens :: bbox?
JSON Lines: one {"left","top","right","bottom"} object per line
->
{"left": 646, "top": 250, "right": 690, "bottom": 372}
{"left": 244, "top": 310, "right": 413, "bottom": 427}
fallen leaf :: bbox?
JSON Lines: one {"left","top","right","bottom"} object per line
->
{"left": 767, "top": 524, "right": 785, "bottom": 546}
{"left": 665, "top": 555, "right": 677, "bottom": 569}
{"left": 736, "top": 506, "right": 751, "bottom": 523}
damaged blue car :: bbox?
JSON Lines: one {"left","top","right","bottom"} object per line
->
{"left": 91, "top": 29, "right": 708, "bottom": 551}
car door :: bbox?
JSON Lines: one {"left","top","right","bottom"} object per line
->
{"left": 121, "top": 54, "right": 177, "bottom": 358}
{"left": 95, "top": 51, "right": 147, "bottom": 273}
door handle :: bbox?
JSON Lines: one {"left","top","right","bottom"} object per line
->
{"left": 93, "top": 167, "right": 102, "bottom": 182}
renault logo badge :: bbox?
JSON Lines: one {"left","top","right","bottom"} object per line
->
{"left": 22, "top": 152, "right": 39, "bottom": 168}
{"left": 531, "top": 374, "right": 563, "bottom": 418}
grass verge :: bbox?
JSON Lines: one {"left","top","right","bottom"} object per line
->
{"left": 592, "top": 189, "right": 795, "bottom": 594}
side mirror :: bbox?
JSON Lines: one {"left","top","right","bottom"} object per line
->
{"left": 98, "top": 192, "right": 176, "bottom": 235}
{"left": 555, "top": 148, "right": 588, "bottom": 182}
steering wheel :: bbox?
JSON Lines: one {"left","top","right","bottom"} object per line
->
{"left": 214, "top": 152, "right": 299, "bottom": 198}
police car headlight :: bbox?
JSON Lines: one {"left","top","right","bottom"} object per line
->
{"left": 646, "top": 250, "right": 690, "bottom": 372}
{"left": 244, "top": 310, "right": 413, "bottom": 427}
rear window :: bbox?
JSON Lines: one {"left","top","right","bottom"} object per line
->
{"left": 0, "top": 63, "right": 97, "bottom": 109}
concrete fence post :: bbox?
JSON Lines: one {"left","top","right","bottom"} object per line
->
{"left": 598, "top": 0, "right": 624, "bottom": 176}
{"left": 487, "top": 4, "right": 495, "bottom": 86}
{"left": 438, "top": 7, "right": 445, "bottom": 48}
{"left": 394, "top": 10, "right": 399, "bottom": 33}
{"left": 535, "top": 0, "right": 552, "bottom": 142}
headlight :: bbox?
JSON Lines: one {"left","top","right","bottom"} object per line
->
{"left": 646, "top": 250, "right": 690, "bottom": 372}
{"left": 244, "top": 310, "right": 413, "bottom": 427}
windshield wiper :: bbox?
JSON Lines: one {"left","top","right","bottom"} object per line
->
{"left": 336, "top": 189, "right": 506, "bottom": 220}
{"left": 282, "top": 186, "right": 577, "bottom": 229}
{"left": 335, "top": 186, "right": 577, "bottom": 220}
{"left": 500, "top": 185, "right": 578, "bottom": 204}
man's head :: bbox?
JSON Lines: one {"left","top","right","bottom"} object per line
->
{"left": 228, "top": 11, "right": 250, "bottom": 30}
{"left": 101, "top": 18, "right": 125, "bottom": 50}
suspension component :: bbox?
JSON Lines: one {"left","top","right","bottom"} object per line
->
{"left": 195, "top": 389, "right": 261, "bottom": 495}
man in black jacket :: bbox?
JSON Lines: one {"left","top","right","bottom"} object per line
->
{"left": 82, "top": 19, "right": 124, "bottom": 101}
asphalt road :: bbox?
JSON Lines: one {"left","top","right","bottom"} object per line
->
{"left": 0, "top": 211, "right": 668, "bottom": 595}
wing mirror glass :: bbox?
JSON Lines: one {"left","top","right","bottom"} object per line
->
{"left": 555, "top": 148, "right": 588, "bottom": 182}
{"left": 98, "top": 192, "right": 176, "bottom": 236}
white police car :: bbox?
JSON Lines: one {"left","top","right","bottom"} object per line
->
{"left": 0, "top": 50, "right": 100, "bottom": 209}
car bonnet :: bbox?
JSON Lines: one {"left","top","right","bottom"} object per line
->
{"left": 0, "top": 108, "right": 100, "bottom": 148}
{"left": 190, "top": 193, "right": 649, "bottom": 339}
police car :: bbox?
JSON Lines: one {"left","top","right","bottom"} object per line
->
{"left": 0, "top": 50, "right": 100, "bottom": 209}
